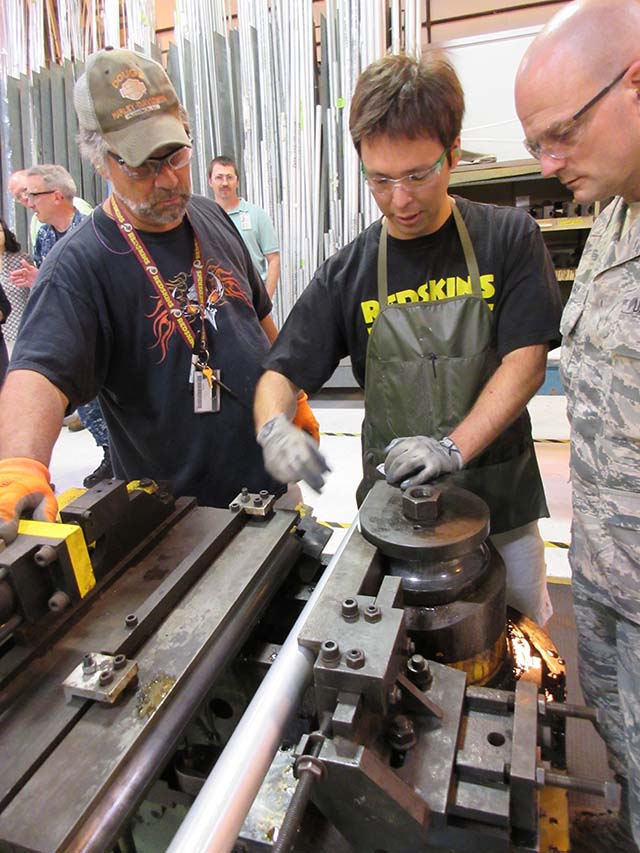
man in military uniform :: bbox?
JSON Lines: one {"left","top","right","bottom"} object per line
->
{"left": 516, "top": 2, "right": 640, "bottom": 849}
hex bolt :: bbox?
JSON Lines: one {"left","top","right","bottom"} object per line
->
{"left": 99, "top": 669, "right": 113, "bottom": 686}
{"left": 341, "top": 598, "right": 359, "bottom": 622}
{"left": 34, "top": 545, "right": 58, "bottom": 567}
{"left": 82, "top": 654, "right": 96, "bottom": 675}
{"left": 253, "top": 496, "right": 263, "bottom": 507}
{"left": 364, "top": 605, "right": 381, "bottom": 623}
{"left": 125, "top": 613, "right": 138, "bottom": 629}
{"left": 240, "top": 487, "right": 250, "bottom": 503}
{"left": 388, "top": 714, "right": 417, "bottom": 751}
{"left": 407, "top": 654, "right": 433, "bottom": 690}
{"left": 319, "top": 640, "right": 340, "bottom": 667}
{"left": 346, "top": 648, "right": 365, "bottom": 669}
{"left": 113, "top": 654, "right": 127, "bottom": 670}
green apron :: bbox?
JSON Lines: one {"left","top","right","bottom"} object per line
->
{"left": 360, "top": 200, "right": 548, "bottom": 535}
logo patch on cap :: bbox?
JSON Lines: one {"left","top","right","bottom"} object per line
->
{"left": 119, "top": 78, "right": 147, "bottom": 101}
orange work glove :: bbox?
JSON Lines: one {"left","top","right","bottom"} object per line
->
{"left": 292, "top": 392, "right": 320, "bottom": 444}
{"left": 0, "top": 457, "right": 58, "bottom": 545}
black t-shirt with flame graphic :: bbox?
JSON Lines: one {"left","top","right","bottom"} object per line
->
{"left": 11, "top": 195, "right": 283, "bottom": 507}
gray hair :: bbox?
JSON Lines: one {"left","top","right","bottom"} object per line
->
{"left": 25, "top": 164, "right": 77, "bottom": 200}
{"left": 77, "top": 106, "right": 192, "bottom": 171}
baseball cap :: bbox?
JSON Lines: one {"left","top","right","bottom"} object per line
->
{"left": 74, "top": 47, "right": 191, "bottom": 167}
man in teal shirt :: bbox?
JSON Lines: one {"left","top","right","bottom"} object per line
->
{"left": 209, "top": 156, "right": 281, "bottom": 298}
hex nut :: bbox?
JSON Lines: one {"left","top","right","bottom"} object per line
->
{"left": 113, "top": 654, "right": 126, "bottom": 671}
{"left": 253, "top": 496, "right": 263, "bottom": 506}
{"left": 229, "top": 502, "right": 240, "bottom": 512}
{"left": 407, "top": 654, "right": 433, "bottom": 690}
{"left": 388, "top": 715, "right": 416, "bottom": 751}
{"left": 364, "top": 605, "right": 381, "bottom": 623}
{"left": 125, "top": 613, "right": 138, "bottom": 629}
{"left": 346, "top": 648, "right": 365, "bottom": 669}
{"left": 99, "top": 670, "right": 113, "bottom": 686}
{"left": 402, "top": 485, "right": 442, "bottom": 523}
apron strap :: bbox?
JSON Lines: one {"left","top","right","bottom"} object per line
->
{"left": 451, "top": 199, "right": 483, "bottom": 299}
{"left": 377, "top": 217, "right": 389, "bottom": 306}
{"left": 376, "top": 199, "right": 483, "bottom": 306}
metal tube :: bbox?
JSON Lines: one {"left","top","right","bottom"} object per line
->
{"left": 168, "top": 519, "right": 358, "bottom": 853}
{"left": 65, "top": 533, "right": 303, "bottom": 853}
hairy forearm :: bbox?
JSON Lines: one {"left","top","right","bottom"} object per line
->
{"left": 265, "top": 253, "right": 280, "bottom": 299}
{"left": 0, "top": 370, "right": 68, "bottom": 463}
{"left": 254, "top": 370, "right": 299, "bottom": 433}
{"left": 449, "top": 344, "right": 548, "bottom": 463}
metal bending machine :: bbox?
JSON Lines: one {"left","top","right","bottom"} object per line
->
{"left": 0, "top": 478, "right": 613, "bottom": 852}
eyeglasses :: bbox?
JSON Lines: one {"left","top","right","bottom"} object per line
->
{"left": 363, "top": 149, "right": 449, "bottom": 196}
{"left": 108, "top": 146, "right": 193, "bottom": 180}
{"left": 26, "top": 190, "right": 56, "bottom": 200}
{"left": 523, "top": 65, "right": 629, "bottom": 161}
{"left": 211, "top": 174, "right": 237, "bottom": 184}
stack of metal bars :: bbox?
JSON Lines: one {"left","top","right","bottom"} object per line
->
{"left": 172, "top": 0, "right": 424, "bottom": 325}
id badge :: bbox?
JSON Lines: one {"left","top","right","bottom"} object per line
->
{"left": 193, "top": 368, "right": 221, "bottom": 414}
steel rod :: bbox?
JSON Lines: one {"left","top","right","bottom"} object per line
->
{"left": 167, "top": 518, "right": 359, "bottom": 853}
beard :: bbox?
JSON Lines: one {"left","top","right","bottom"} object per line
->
{"left": 113, "top": 187, "right": 191, "bottom": 227}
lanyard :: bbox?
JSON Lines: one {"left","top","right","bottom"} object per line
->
{"left": 108, "top": 195, "right": 246, "bottom": 413}
{"left": 109, "top": 195, "right": 208, "bottom": 357}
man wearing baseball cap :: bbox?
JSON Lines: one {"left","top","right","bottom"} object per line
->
{"left": 0, "top": 47, "right": 317, "bottom": 540}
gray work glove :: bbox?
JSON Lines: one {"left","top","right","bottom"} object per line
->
{"left": 257, "top": 414, "right": 330, "bottom": 492}
{"left": 384, "top": 436, "right": 464, "bottom": 490}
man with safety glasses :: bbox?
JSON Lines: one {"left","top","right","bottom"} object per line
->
{"left": 0, "top": 46, "right": 316, "bottom": 542}
{"left": 516, "top": 2, "right": 640, "bottom": 850}
{"left": 255, "top": 52, "right": 562, "bottom": 626}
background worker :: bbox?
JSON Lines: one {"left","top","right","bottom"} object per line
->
{"left": 255, "top": 52, "right": 562, "bottom": 626}
{"left": 8, "top": 168, "right": 92, "bottom": 253}
{"left": 516, "top": 1, "right": 640, "bottom": 849}
{"left": 209, "top": 156, "right": 281, "bottom": 299}
{"left": 8, "top": 164, "right": 113, "bottom": 488}
{"left": 0, "top": 46, "right": 315, "bottom": 544}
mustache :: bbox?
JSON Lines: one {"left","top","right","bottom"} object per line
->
{"left": 147, "top": 190, "right": 191, "bottom": 204}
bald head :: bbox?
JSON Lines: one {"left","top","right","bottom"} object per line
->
{"left": 518, "top": 0, "right": 640, "bottom": 90}
{"left": 8, "top": 170, "right": 29, "bottom": 208}
{"left": 515, "top": 0, "right": 640, "bottom": 203}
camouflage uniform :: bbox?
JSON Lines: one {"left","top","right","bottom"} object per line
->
{"left": 561, "top": 196, "right": 640, "bottom": 843}
{"left": 77, "top": 399, "right": 108, "bottom": 449}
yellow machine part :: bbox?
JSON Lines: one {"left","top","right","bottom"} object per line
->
{"left": 540, "top": 785, "right": 571, "bottom": 852}
{"left": 17, "top": 519, "right": 96, "bottom": 598}
{"left": 446, "top": 630, "right": 506, "bottom": 686}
